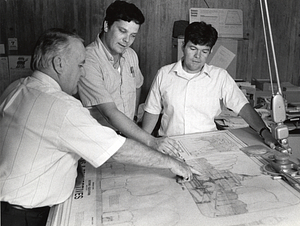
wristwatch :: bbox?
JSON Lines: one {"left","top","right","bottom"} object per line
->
{"left": 259, "top": 127, "right": 269, "bottom": 138}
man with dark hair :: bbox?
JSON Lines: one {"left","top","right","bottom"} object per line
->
{"left": 142, "top": 21, "right": 278, "bottom": 149}
{"left": 0, "top": 28, "right": 192, "bottom": 226}
{"left": 78, "top": 1, "right": 182, "bottom": 157}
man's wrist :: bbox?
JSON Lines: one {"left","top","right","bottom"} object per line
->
{"left": 147, "top": 136, "right": 157, "bottom": 149}
{"left": 259, "top": 127, "right": 269, "bottom": 138}
{"left": 165, "top": 154, "right": 176, "bottom": 170}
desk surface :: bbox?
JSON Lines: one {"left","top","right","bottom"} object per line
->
{"left": 47, "top": 128, "right": 300, "bottom": 226}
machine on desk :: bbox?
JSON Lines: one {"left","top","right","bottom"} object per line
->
{"left": 241, "top": 143, "right": 300, "bottom": 194}
{"left": 262, "top": 152, "right": 300, "bottom": 192}
{"left": 255, "top": 0, "right": 300, "bottom": 190}
{"left": 258, "top": 0, "right": 292, "bottom": 155}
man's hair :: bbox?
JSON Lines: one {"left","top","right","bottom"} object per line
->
{"left": 31, "top": 28, "right": 83, "bottom": 71}
{"left": 184, "top": 21, "right": 218, "bottom": 48}
{"left": 104, "top": 0, "right": 145, "bottom": 29}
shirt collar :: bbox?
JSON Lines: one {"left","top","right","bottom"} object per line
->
{"left": 96, "top": 34, "right": 125, "bottom": 64}
{"left": 201, "top": 64, "right": 211, "bottom": 77}
{"left": 170, "top": 59, "right": 211, "bottom": 79}
{"left": 31, "top": 70, "right": 62, "bottom": 91}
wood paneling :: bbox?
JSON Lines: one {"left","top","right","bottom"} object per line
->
{"left": 1, "top": 0, "right": 300, "bottom": 101}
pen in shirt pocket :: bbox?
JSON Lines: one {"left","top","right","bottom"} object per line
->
{"left": 130, "top": 66, "right": 135, "bottom": 77}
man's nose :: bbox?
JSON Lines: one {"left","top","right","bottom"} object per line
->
{"left": 123, "top": 34, "right": 130, "bottom": 43}
{"left": 194, "top": 51, "right": 201, "bottom": 58}
{"left": 81, "top": 67, "right": 86, "bottom": 78}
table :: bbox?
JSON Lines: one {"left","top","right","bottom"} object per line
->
{"left": 46, "top": 128, "right": 300, "bottom": 226}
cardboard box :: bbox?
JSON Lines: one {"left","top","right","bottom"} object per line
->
{"left": 251, "top": 78, "right": 278, "bottom": 91}
{"left": 171, "top": 37, "right": 184, "bottom": 62}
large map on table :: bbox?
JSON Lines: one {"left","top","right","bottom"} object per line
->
{"left": 47, "top": 130, "right": 300, "bottom": 226}
{"left": 173, "top": 131, "right": 300, "bottom": 225}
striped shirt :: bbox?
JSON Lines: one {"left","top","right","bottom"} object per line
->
{"left": 78, "top": 34, "right": 144, "bottom": 120}
{"left": 0, "top": 71, "right": 125, "bottom": 208}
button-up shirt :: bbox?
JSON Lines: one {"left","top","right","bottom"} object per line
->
{"left": 0, "top": 71, "right": 125, "bottom": 208}
{"left": 144, "top": 60, "right": 248, "bottom": 136}
{"left": 78, "top": 34, "right": 143, "bottom": 120}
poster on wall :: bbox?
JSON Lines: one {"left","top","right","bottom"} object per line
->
{"left": 8, "top": 55, "right": 32, "bottom": 83}
{"left": 189, "top": 8, "right": 243, "bottom": 38}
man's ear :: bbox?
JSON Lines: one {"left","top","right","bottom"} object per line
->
{"left": 210, "top": 48, "right": 213, "bottom": 54}
{"left": 52, "top": 56, "right": 63, "bottom": 74}
{"left": 181, "top": 41, "right": 185, "bottom": 53}
{"left": 104, "top": 21, "right": 109, "bottom": 32}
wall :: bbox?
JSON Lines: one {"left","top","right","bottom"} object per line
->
{"left": 1, "top": 0, "right": 300, "bottom": 102}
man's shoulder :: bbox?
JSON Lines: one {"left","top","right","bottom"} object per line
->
{"left": 28, "top": 79, "right": 83, "bottom": 110}
{"left": 86, "top": 35, "right": 100, "bottom": 49}
{"left": 2, "top": 80, "right": 82, "bottom": 117}
{"left": 157, "top": 62, "right": 177, "bottom": 75}
{"left": 152, "top": 62, "right": 177, "bottom": 83}
{"left": 121, "top": 48, "right": 139, "bottom": 67}
{"left": 205, "top": 64, "right": 231, "bottom": 79}
{"left": 86, "top": 40, "right": 100, "bottom": 56}
{"left": 49, "top": 91, "right": 83, "bottom": 108}
{"left": 123, "top": 47, "right": 138, "bottom": 59}
{"left": 161, "top": 62, "right": 177, "bottom": 70}
{"left": 205, "top": 64, "right": 227, "bottom": 73}
{"left": 124, "top": 47, "right": 136, "bottom": 54}
{"left": 85, "top": 42, "right": 108, "bottom": 66}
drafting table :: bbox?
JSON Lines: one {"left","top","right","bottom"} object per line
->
{"left": 46, "top": 128, "right": 300, "bottom": 226}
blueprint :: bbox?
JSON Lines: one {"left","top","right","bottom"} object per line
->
{"left": 47, "top": 130, "right": 300, "bottom": 226}
{"left": 173, "top": 131, "right": 300, "bottom": 225}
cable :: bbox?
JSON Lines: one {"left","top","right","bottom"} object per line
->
{"left": 259, "top": 0, "right": 274, "bottom": 95}
{"left": 203, "top": 0, "right": 210, "bottom": 8}
{"left": 259, "top": 0, "right": 283, "bottom": 95}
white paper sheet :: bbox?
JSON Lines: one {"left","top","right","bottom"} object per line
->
{"left": 48, "top": 131, "right": 300, "bottom": 226}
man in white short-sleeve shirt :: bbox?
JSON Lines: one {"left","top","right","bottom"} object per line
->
{"left": 0, "top": 28, "right": 192, "bottom": 226}
{"left": 78, "top": 1, "right": 182, "bottom": 157}
{"left": 142, "top": 21, "right": 278, "bottom": 149}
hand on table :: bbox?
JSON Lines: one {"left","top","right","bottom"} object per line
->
{"left": 174, "top": 164, "right": 202, "bottom": 185}
{"left": 169, "top": 158, "right": 193, "bottom": 181}
{"left": 261, "top": 129, "right": 279, "bottom": 149}
{"left": 153, "top": 136, "right": 184, "bottom": 159}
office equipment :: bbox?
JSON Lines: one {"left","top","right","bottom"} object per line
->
{"left": 241, "top": 144, "right": 300, "bottom": 193}
{"left": 259, "top": 0, "right": 291, "bottom": 154}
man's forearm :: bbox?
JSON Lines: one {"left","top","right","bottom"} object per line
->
{"left": 96, "top": 104, "right": 181, "bottom": 155}
{"left": 112, "top": 138, "right": 192, "bottom": 180}
{"left": 135, "top": 87, "right": 142, "bottom": 117}
{"left": 141, "top": 111, "right": 160, "bottom": 134}
{"left": 112, "top": 139, "right": 173, "bottom": 169}
{"left": 239, "top": 103, "right": 266, "bottom": 132}
{"left": 106, "top": 109, "right": 156, "bottom": 147}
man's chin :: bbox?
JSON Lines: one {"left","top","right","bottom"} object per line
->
{"left": 117, "top": 46, "right": 127, "bottom": 54}
{"left": 72, "top": 89, "right": 78, "bottom": 96}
